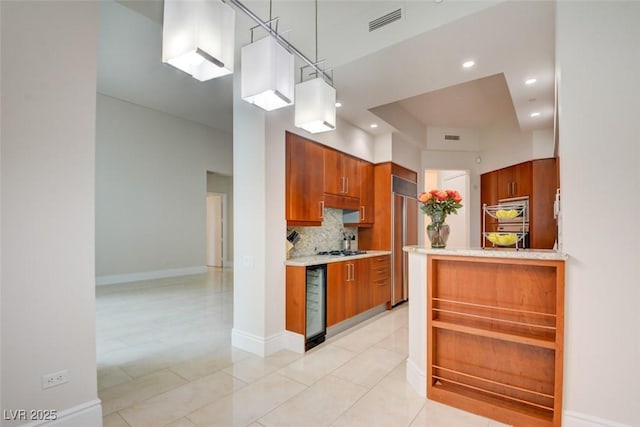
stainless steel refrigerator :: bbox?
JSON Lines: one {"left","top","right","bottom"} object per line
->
{"left": 391, "top": 176, "right": 418, "bottom": 306}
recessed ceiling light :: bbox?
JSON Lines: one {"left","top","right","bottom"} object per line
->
{"left": 462, "top": 60, "right": 475, "bottom": 69}
{"left": 335, "top": 102, "right": 342, "bottom": 108}
{"left": 525, "top": 78, "right": 537, "bottom": 85}
{"left": 530, "top": 112, "right": 541, "bottom": 118}
{"left": 370, "top": 123, "right": 378, "bottom": 129}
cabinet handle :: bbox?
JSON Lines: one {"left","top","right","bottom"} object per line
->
{"left": 346, "top": 263, "right": 354, "bottom": 281}
{"left": 360, "top": 206, "right": 365, "bottom": 221}
{"left": 341, "top": 177, "right": 346, "bottom": 194}
{"left": 345, "top": 177, "right": 349, "bottom": 194}
{"left": 320, "top": 201, "right": 324, "bottom": 219}
{"left": 512, "top": 181, "right": 517, "bottom": 196}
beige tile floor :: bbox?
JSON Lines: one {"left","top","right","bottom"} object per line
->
{"left": 97, "top": 268, "right": 509, "bottom": 427}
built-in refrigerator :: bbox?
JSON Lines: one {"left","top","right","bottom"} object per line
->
{"left": 391, "top": 176, "right": 418, "bottom": 306}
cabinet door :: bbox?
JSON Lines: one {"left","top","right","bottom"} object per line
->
{"left": 286, "top": 133, "right": 325, "bottom": 224}
{"left": 324, "top": 150, "right": 361, "bottom": 198}
{"left": 511, "top": 161, "right": 532, "bottom": 197}
{"left": 359, "top": 161, "right": 375, "bottom": 224}
{"left": 530, "top": 158, "right": 558, "bottom": 249}
{"left": 327, "top": 262, "right": 347, "bottom": 327}
{"left": 343, "top": 155, "right": 361, "bottom": 198}
{"left": 323, "top": 149, "right": 344, "bottom": 196}
{"left": 498, "top": 162, "right": 532, "bottom": 199}
{"left": 481, "top": 171, "right": 499, "bottom": 244}
{"left": 353, "top": 258, "right": 370, "bottom": 314}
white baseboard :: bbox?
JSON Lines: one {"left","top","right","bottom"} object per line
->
{"left": 283, "top": 331, "right": 305, "bottom": 354}
{"left": 406, "top": 358, "right": 426, "bottom": 398}
{"left": 18, "top": 399, "right": 102, "bottom": 427}
{"left": 96, "top": 266, "right": 207, "bottom": 286}
{"left": 563, "top": 410, "right": 632, "bottom": 427}
{"left": 231, "top": 328, "right": 288, "bottom": 357}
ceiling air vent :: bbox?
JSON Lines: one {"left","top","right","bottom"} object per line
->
{"left": 369, "top": 8, "right": 402, "bottom": 32}
{"left": 444, "top": 134, "right": 461, "bottom": 141}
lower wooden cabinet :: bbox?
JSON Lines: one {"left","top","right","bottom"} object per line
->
{"left": 326, "top": 255, "right": 391, "bottom": 327}
{"left": 369, "top": 255, "right": 391, "bottom": 307}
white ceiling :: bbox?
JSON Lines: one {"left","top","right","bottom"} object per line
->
{"left": 98, "top": 0, "right": 555, "bottom": 142}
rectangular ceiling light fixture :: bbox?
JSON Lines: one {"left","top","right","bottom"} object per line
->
{"left": 295, "top": 77, "right": 336, "bottom": 134}
{"left": 162, "top": 0, "right": 235, "bottom": 81}
{"left": 241, "top": 36, "right": 294, "bottom": 111}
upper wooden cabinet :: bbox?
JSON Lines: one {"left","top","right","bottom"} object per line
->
{"left": 324, "top": 149, "right": 360, "bottom": 199}
{"left": 497, "top": 161, "right": 531, "bottom": 199}
{"left": 358, "top": 161, "right": 375, "bottom": 225}
{"left": 480, "top": 171, "right": 499, "bottom": 246}
{"left": 481, "top": 158, "right": 558, "bottom": 249}
{"left": 285, "top": 132, "right": 325, "bottom": 226}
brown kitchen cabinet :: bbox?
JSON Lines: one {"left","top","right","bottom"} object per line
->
{"left": 358, "top": 161, "right": 375, "bottom": 225}
{"left": 369, "top": 255, "right": 391, "bottom": 307}
{"left": 324, "top": 149, "right": 361, "bottom": 200}
{"left": 480, "top": 171, "right": 499, "bottom": 246}
{"left": 530, "top": 158, "right": 558, "bottom": 249}
{"left": 286, "top": 132, "right": 325, "bottom": 226}
{"left": 497, "top": 161, "right": 531, "bottom": 199}
{"left": 481, "top": 158, "right": 558, "bottom": 249}
{"left": 327, "top": 258, "right": 369, "bottom": 327}
{"left": 344, "top": 160, "right": 375, "bottom": 226}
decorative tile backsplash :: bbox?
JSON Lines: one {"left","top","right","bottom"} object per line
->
{"left": 287, "top": 208, "right": 357, "bottom": 257}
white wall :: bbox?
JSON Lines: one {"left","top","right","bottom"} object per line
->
{"left": 95, "top": 94, "right": 232, "bottom": 282}
{"left": 557, "top": 2, "right": 640, "bottom": 426}
{"left": 532, "top": 128, "right": 555, "bottom": 159}
{"left": 392, "top": 133, "right": 422, "bottom": 174}
{"left": 478, "top": 120, "right": 534, "bottom": 173}
{"left": 1, "top": 1, "right": 102, "bottom": 425}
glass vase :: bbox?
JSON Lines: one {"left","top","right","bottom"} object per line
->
{"left": 427, "top": 212, "right": 450, "bottom": 249}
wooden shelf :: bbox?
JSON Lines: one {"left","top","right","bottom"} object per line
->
{"left": 432, "top": 320, "right": 556, "bottom": 349}
{"left": 427, "top": 254, "right": 564, "bottom": 426}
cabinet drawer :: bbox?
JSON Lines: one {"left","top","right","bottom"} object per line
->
{"left": 369, "top": 256, "right": 390, "bottom": 281}
{"left": 372, "top": 278, "right": 390, "bottom": 306}
{"left": 369, "top": 255, "right": 391, "bottom": 268}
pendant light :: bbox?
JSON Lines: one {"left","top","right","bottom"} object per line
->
{"left": 294, "top": 0, "right": 336, "bottom": 133}
{"left": 241, "top": 3, "right": 294, "bottom": 111}
{"left": 162, "top": 0, "right": 235, "bottom": 81}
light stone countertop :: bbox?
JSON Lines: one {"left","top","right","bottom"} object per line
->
{"left": 285, "top": 250, "right": 393, "bottom": 267}
{"left": 403, "top": 245, "right": 568, "bottom": 261}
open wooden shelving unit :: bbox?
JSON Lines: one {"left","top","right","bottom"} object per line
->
{"left": 427, "top": 255, "right": 565, "bottom": 427}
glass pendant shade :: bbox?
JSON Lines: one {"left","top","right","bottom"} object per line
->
{"left": 241, "top": 36, "right": 294, "bottom": 111}
{"left": 162, "top": 0, "right": 235, "bottom": 81}
{"left": 294, "top": 77, "right": 336, "bottom": 133}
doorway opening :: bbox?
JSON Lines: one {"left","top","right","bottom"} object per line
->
{"left": 424, "top": 169, "right": 470, "bottom": 248}
{"left": 206, "top": 193, "right": 226, "bottom": 267}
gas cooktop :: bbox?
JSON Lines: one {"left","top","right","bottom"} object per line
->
{"left": 316, "top": 250, "right": 368, "bottom": 257}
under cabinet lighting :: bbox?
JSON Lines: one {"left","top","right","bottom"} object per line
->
{"left": 241, "top": 36, "right": 294, "bottom": 111}
{"left": 162, "top": 0, "right": 235, "bottom": 81}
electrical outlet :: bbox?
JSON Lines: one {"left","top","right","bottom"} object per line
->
{"left": 42, "top": 370, "right": 68, "bottom": 390}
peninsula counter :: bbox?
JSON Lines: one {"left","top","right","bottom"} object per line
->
{"left": 403, "top": 246, "right": 567, "bottom": 426}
